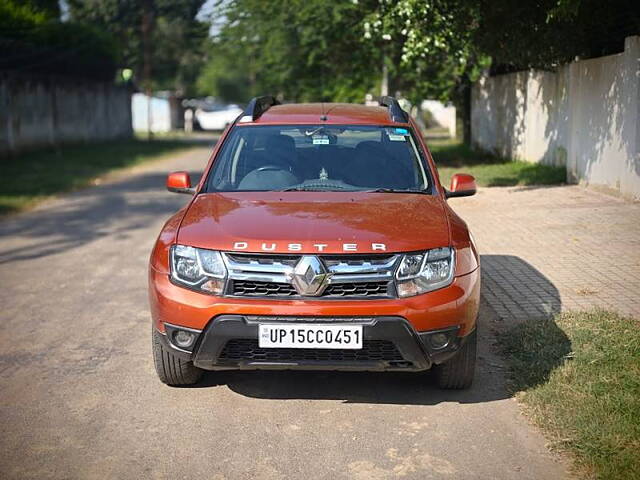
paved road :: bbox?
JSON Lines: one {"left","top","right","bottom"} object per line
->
{"left": 1, "top": 148, "right": 570, "bottom": 479}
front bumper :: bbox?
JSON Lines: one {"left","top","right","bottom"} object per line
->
{"left": 158, "top": 315, "right": 470, "bottom": 372}
{"left": 149, "top": 265, "right": 481, "bottom": 335}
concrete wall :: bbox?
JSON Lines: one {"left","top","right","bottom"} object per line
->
{"left": 0, "top": 73, "right": 132, "bottom": 155}
{"left": 131, "top": 93, "right": 171, "bottom": 133}
{"left": 421, "top": 100, "right": 457, "bottom": 138}
{"left": 471, "top": 36, "right": 640, "bottom": 199}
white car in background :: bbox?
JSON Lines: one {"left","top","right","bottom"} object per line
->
{"left": 195, "top": 104, "right": 243, "bottom": 131}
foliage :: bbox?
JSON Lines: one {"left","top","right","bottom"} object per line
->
{"left": 198, "top": 0, "right": 380, "bottom": 102}
{"left": 196, "top": 41, "right": 253, "bottom": 103}
{"left": 497, "top": 310, "right": 640, "bottom": 479}
{"left": 474, "top": 0, "right": 640, "bottom": 71}
{"left": 362, "top": 0, "right": 487, "bottom": 105}
{"left": 0, "top": 0, "right": 118, "bottom": 81}
{"left": 199, "top": 0, "right": 638, "bottom": 106}
{"left": 67, "top": 0, "right": 208, "bottom": 95}
{"left": 198, "top": 0, "right": 488, "bottom": 106}
{"left": 27, "top": 0, "right": 60, "bottom": 18}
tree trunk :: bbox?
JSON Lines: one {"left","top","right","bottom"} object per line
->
{"left": 141, "top": 0, "right": 155, "bottom": 138}
{"left": 460, "top": 73, "right": 472, "bottom": 146}
{"left": 380, "top": 58, "right": 389, "bottom": 97}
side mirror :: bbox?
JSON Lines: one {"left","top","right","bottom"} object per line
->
{"left": 446, "top": 173, "right": 476, "bottom": 198}
{"left": 167, "top": 171, "right": 195, "bottom": 194}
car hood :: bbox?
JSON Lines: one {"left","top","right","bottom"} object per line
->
{"left": 177, "top": 192, "right": 450, "bottom": 254}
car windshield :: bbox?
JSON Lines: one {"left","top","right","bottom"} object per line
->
{"left": 205, "top": 125, "right": 430, "bottom": 192}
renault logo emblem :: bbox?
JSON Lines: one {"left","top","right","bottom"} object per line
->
{"left": 290, "top": 256, "right": 330, "bottom": 296}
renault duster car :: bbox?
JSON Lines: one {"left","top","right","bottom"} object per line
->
{"left": 149, "top": 96, "right": 480, "bottom": 388}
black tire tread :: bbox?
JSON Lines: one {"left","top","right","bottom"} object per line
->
{"left": 434, "top": 328, "right": 477, "bottom": 389}
{"left": 152, "top": 328, "right": 203, "bottom": 386}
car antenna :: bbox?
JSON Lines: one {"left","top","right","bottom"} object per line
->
{"left": 320, "top": 102, "right": 327, "bottom": 121}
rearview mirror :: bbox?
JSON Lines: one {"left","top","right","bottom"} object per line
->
{"left": 446, "top": 174, "right": 476, "bottom": 198}
{"left": 167, "top": 171, "right": 195, "bottom": 194}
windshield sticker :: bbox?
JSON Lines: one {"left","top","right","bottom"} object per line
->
{"left": 387, "top": 128, "right": 408, "bottom": 141}
{"left": 312, "top": 135, "right": 329, "bottom": 145}
{"left": 388, "top": 134, "right": 406, "bottom": 142}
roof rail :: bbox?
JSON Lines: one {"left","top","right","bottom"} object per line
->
{"left": 239, "top": 95, "right": 280, "bottom": 122}
{"left": 379, "top": 96, "right": 409, "bottom": 123}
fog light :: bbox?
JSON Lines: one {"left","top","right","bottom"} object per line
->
{"left": 430, "top": 333, "right": 450, "bottom": 349}
{"left": 173, "top": 330, "right": 196, "bottom": 349}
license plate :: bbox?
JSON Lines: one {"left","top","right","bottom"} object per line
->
{"left": 258, "top": 324, "right": 363, "bottom": 349}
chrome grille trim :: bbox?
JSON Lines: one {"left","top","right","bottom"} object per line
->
{"left": 222, "top": 252, "right": 400, "bottom": 298}
{"left": 222, "top": 253, "right": 294, "bottom": 284}
{"left": 323, "top": 255, "right": 398, "bottom": 274}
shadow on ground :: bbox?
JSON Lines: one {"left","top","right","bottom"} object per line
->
{"left": 480, "top": 254, "right": 571, "bottom": 393}
{"left": 189, "top": 255, "right": 570, "bottom": 405}
{"left": 0, "top": 171, "right": 202, "bottom": 264}
{"left": 480, "top": 254, "right": 562, "bottom": 321}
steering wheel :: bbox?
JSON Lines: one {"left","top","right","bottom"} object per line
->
{"left": 255, "top": 165, "right": 286, "bottom": 172}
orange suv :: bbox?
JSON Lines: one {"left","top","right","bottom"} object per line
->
{"left": 149, "top": 96, "right": 480, "bottom": 388}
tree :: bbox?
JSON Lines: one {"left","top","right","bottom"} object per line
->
{"left": 198, "top": 0, "right": 380, "bottom": 102}
{"left": 68, "top": 0, "right": 208, "bottom": 95}
{"left": 474, "top": 0, "right": 640, "bottom": 72}
{"left": 199, "top": 0, "right": 485, "bottom": 108}
{"left": 197, "top": 0, "right": 638, "bottom": 144}
{"left": 361, "top": 0, "right": 488, "bottom": 142}
{"left": 362, "top": 0, "right": 478, "bottom": 104}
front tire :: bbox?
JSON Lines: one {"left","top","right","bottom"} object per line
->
{"left": 152, "top": 327, "right": 203, "bottom": 386}
{"left": 434, "top": 328, "right": 477, "bottom": 389}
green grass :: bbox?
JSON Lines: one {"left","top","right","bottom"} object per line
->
{"left": 497, "top": 310, "right": 640, "bottom": 479}
{"left": 0, "top": 139, "right": 199, "bottom": 215}
{"left": 428, "top": 138, "right": 566, "bottom": 187}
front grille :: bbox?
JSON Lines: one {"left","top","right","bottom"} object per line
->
{"left": 324, "top": 281, "right": 389, "bottom": 297}
{"left": 232, "top": 280, "right": 297, "bottom": 297}
{"left": 223, "top": 252, "right": 399, "bottom": 299}
{"left": 219, "top": 339, "right": 405, "bottom": 363}
{"left": 230, "top": 280, "right": 391, "bottom": 297}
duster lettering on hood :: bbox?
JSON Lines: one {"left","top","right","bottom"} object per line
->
{"left": 232, "top": 242, "right": 387, "bottom": 252}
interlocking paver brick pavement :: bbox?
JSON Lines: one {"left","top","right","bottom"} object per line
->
{"left": 451, "top": 185, "right": 640, "bottom": 320}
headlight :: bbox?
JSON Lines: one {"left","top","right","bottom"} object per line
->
{"left": 170, "top": 245, "right": 227, "bottom": 294}
{"left": 395, "top": 247, "right": 455, "bottom": 297}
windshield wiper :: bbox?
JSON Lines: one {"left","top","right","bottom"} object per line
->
{"left": 279, "top": 186, "right": 323, "bottom": 192}
{"left": 364, "top": 188, "right": 430, "bottom": 194}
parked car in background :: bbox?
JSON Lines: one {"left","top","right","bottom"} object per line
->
{"left": 195, "top": 104, "right": 243, "bottom": 131}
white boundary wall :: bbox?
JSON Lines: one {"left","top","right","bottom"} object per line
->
{"left": 131, "top": 93, "right": 172, "bottom": 133}
{"left": 0, "top": 73, "right": 132, "bottom": 155}
{"left": 471, "top": 36, "right": 640, "bottom": 199}
{"left": 421, "top": 100, "right": 456, "bottom": 138}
